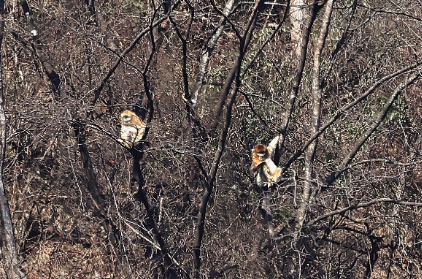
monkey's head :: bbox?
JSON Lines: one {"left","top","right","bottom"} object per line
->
{"left": 120, "top": 110, "right": 136, "bottom": 124}
{"left": 253, "top": 144, "right": 268, "bottom": 159}
{"left": 251, "top": 144, "right": 269, "bottom": 172}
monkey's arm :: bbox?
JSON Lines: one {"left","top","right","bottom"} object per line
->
{"left": 266, "top": 136, "right": 280, "bottom": 156}
{"left": 264, "top": 158, "right": 278, "bottom": 174}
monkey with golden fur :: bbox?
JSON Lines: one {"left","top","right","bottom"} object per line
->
{"left": 119, "top": 110, "right": 146, "bottom": 148}
{"left": 251, "top": 136, "right": 282, "bottom": 185}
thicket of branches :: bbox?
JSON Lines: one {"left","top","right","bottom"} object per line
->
{"left": 0, "top": 0, "right": 422, "bottom": 278}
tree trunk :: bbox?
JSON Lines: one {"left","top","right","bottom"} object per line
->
{"left": 296, "top": 0, "right": 334, "bottom": 230}
{"left": 0, "top": 0, "right": 27, "bottom": 277}
{"left": 290, "top": 0, "right": 310, "bottom": 58}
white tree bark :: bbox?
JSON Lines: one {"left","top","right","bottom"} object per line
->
{"left": 191, "top": 0, "right": 235, "bottom": 106}
{"left": 296, "top": 0, "right": 334, "bottom": 230}
{"left": 290, "top": 0, "right": 310, "bottom": 58}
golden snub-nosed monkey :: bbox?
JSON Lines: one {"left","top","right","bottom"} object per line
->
{"left": 119, "top": 110, "right": 146, "bottom": 148}
{"left": 251, "top": 136, "right": 281, "bottom": 184}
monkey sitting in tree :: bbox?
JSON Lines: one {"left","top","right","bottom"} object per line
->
{"left": 251, "top": 136, "right": 282, "bottom": 186}
{"left": 119, "top": 110, "right": 146, "bottom": 148}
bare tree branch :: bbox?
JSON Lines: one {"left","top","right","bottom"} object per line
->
{"left": 357, "top": 3, "right": 422, "bottom": 22}
{"left": 0, "top": 2, "right": 28, "bottom": 277}
{"left": 170, "top": 2, "right": 195, "bottom": 120}
{"left": 277, "top": 1, "right": 319, "bottom": 152}
{"left": 19, "top": 0, "right": 60, "bottom": 93}
{"left": 282, "top": 61, "right": 422, "bottom": 173}
{"left": 191, "top": 0, "right": 236, "bottom": 107}
{"left": 296, "top": 0, "right": 334, "bottom": 231}
{"left": 325, "top": 72, "right": 420, "bottom": 185}
{"left": 307, "top": 198, "right": 422, "bottom": 227}
{"left": 192, "top": 2, "right": 266, "bottom": 275}
{"left": 193, "top": 83, "right": 239, "bottom": 279}
{"left": 211, "top": 0, "right": 265, "bottom": 130}
{"left": 91, "top": 1, "right": 181, "bottom": 106}
{"left": 241, "top": 0, "right": 290, "bottom": 79}
{"left": 128, "top": 15, "right": 176, "bottom": 278}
